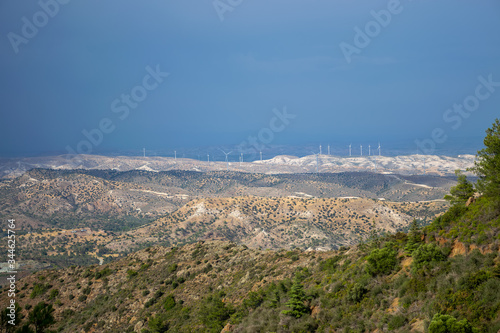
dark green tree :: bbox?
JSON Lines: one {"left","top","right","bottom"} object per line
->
{"left": 366, "top": 242, "right": 398, "bottom": 275}
{"left": 444, "top": 170, "right": 475, "bottom": 206}
{"left": 405, "top": 219, "right": 422, "bottom": 254}
{"left": 412, "top": 243, "right": 446, "bottom": 271}
{"left": 163, "top": 294, "right": 176, "bottom": 311}
{"left": 199, "top": 293, "right": 234, "bottom": 332}
{"left": 469, "top": 118, "right": 500, "bottom": 200}
{"left": 428, "top": 314, "right": 476, "bottom": 333}
{"left": 0, "top": 303, "right": 23, "bottom": 332}
{"left": 27, "top": 302, "right": 54, "bottom": 333}
{"left": 148, "top": 314, "right": 169, "bottom": 333}
{"left": 282, "top": 276, "right": 310, "bottom": 318}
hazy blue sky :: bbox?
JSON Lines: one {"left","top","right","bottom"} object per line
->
{"left": 1, "top": 0, "right": 499, "bottom": 157}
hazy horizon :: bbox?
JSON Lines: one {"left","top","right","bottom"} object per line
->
{"left": 1, "top": 1, "right": 499, "bottom": 157}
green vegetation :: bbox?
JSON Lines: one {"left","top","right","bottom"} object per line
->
{"left": 470, "top": 118, "right": 500, "bottom": 200}
{"left": 199, "top": 292, "right": 235, "bottom": 333}
{"left": 366, "top": 242, "right": 398, "bottom": 275}
{"left": 282, "top": 276, "right": 310, "bottom": 318}
{"left": 444, "top": 170, "right": 475, "bottom": 206}
{"left": 412, "top": 243, "right": 446, "bottom": 271}
{"left": 429, "top": 314, "right": 476, "bottom": 333}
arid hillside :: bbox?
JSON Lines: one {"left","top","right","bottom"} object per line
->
{"left": 119, "top": 196, "right": 448, "bottom": 251}
{"left": 0, "top": 196, "right": 447, "bottom": 279}
{"left": 0, "top": 169, "right": 454, "bottom": 232}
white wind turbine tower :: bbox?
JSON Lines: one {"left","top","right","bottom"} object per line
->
{"left": 378, "top": 142, "right": 381, "bottom": 156}
{"left": 219, "top": 149, "right": 232, "bottom": 171}
{"left": 349, "top": 144, "right": 352, "bottom": 157}
{"left": 368, "top": 144, "right": 371, "bottom": 156}
{"left": 260, "top": 151, "right": 263, "bottom": 161}
{"left": 239, "top": 153, "right": 243, "bottom": 167}
{"left": 143, "top": 148, "right": 146, "bottom": 158}
{"left": 207, "top": 153, "right": 210, "bottom": 163}
{"left": 327, "top": 144, "right": 330, "bottom": 156}
{"left": 360, "top": 144, "right": 363, "bottom": 156}
{"left": 319, "top": 144, "right": 322, "bottom": 155}
{"left": 174, "top": 150, "right": 177, "bottom": 162}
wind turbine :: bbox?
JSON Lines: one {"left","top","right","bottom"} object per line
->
{"left": 368, "top": 145, "right": 371, "bottom": 156}
{"left": 207, "top": 153, "right": 210, "bottom": 163}
{"left": 319, "top": 144, "right": 322, "bottom": 155}
{"left": 174, "top": 150, "right": 177, "bottom": 161}
{"left": 327, "top": 144, "right": 330, "bottom": 156}
{"left": 378, "top": 142, "right": 381, "bottom": 156}
{"left": 219, "top": 149, "right": 232, "bottom": 171}
{"left": 349, "top": 144, "right": 352, "bottom": 157}
{"left": 239, "top": 153, "right": 243, "bottom": 167}
{"left": 143, "top": 148, "right": 146, "bottom": 158}
{"left": 260, "top": 151, "right": 263, "bottom": 162}
{"left": 360, "top": 144, "right": 363, "bottom": 156}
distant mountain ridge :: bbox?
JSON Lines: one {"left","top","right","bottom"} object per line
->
{"left": 0, "top": 153, "right": 475, "bottom": 179}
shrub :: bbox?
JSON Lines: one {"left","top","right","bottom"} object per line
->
{"left": 366, "top": 244, "right": 398, "bottom": 275}
{"left": 168, "top": 263, "right": 178, "bottom": 273}
{"left": 164, "top": 294, "right": 176, "bottom": 311}
{"left": 320, "top": 255, "right": 342, "bottom": 273}
{"left": 430, "top": 205, "right": 468, "bottom": 230}
{"left": 412, "top": 244, "right": 446, "bottom": 270}
{"left": 348, "top": 283, "right": 367, "bottom": 303}
{"left": 30, "top": 283, "right": 50, "bottom": 299}
{"left": 200, "top": 293, "right": 235, "bottom": 332}
{"left": 388, "top": 314, "right": 407, "bottom": 330}
{"left": 459, "top": 270, "right": 489, "bottom": 290}
{"left": 127, "top": 269, "right": 138, "bottom": 278}
{"left": 428, "top": 314, "right": 476, "bottom": 333}
{"left": 94, "top": 267, "right": 113, "bottom": 280}
{"left": 145, "top": 290, "right": 164, "bottom": 308}
{"left": 148, "top": 314, "right": 169, "bottom": 332}
{"left": 48, "top": 289, "right": 59, "bottom": 300}
{"left": 243, "top": 291, "right": 263, "bottom": 310}
{"left": 62, "top": 309, "right": 75, "bottom": 319}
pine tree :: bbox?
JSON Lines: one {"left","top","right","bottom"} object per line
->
{"left": 469, "top": 118, "right": 500, "bottom": 200}
{"left": 444, "top": 170, "right": 475, "bottom": 205}
{"left": 282, "top": 276, "right": 309, "bottom": 318}
{"left": 28, "top": 302, "right": 54, "bottom": 333}
{"left": 404, "top": 219, "right": 421, "bottom": 254}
